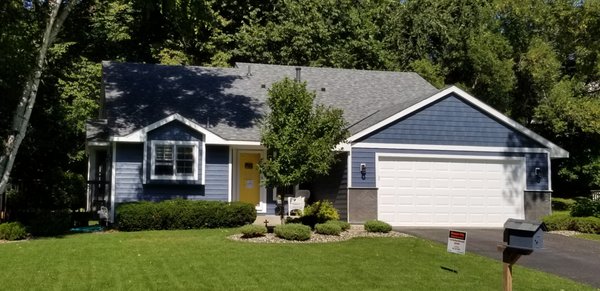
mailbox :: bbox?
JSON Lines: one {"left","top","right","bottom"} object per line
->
{"left": 503, "top": 218, "right": 547, "bottom": 251}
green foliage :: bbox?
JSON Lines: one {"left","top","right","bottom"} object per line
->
{"left": 239, "top": 224, "right": 267, "bottom": 238}
{"left": 570, "top": 198, "right": 600, "bottom": 218}
{"left": 314, "top": 223, "right": 341, "bottom": 236}
{"left": 0, "top": 222, "right": 28, "bottom": 241}
{"left": 551, "top": 197, "right": 576, "bottom": 211}
{"left": 543, "top": 212, "right": 575, "bottom": 231}
{"left": 116, "top": 199, "right": 256, "bottom": 231}
{"left": 543, "top": 212, "right": 600, "bottom": 234}
{"left": 274, "top": 223, "right": 311, "bottom": 241}
{"left": 325, "top": 220, "right": 351, "bottom": 231}
{"left": 364, "top": 220, "right": 392, "bottom": 233}
{"left": 11, "top": 209, "right": 72, "bottom": 237}
{"left": 260, "top": 78, "right": 348, "bottom": 189}
{"left": 410, "top": 59, "right": 445, "bottom": 89}
{"left": 301, "top": 200, "right": 340, "bottom": 227}
{"left": 234, "top": 0, "right": 398, "bottom": 69}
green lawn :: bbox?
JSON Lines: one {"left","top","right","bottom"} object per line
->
{"left": 0, "top": 229, "right": 594, "bottom": 290}
{"left": 576, "top": 233, "right": 600, "bottom": 241}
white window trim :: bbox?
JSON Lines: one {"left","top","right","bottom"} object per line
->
{"left": 150, "top": 140, "right": 200, "bottom": 181}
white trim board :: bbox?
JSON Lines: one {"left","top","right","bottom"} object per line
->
{"left": 110, "top": 143, "right": 116, "bottom": 223}
{"left": 353, "top": 143, "right": 551, "bottom": 154}
{"left": 348, "top": 86, "right": 569, "bottom": 158}
{"left": 149, "top": 140, "right": 200, "bottom": 181}
{"left": 110, "top": 113, "right": 261, "bottom": 146}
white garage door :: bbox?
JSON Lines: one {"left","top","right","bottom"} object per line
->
{"left": 377, "top": 155, "right": 525, "bottom": 227}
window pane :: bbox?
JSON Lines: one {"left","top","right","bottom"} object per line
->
{"left": 155, "top": 164, "right": 173, "bottom": 175}
{"left": 176, "top": 146, "right": 194, "bottom": 175}
{"left": 156, "top": 145, "right": 173, "bottom": 161}
{"left": 177, "top": 146, "right": 193, "bottom": 160}
{"left": 155, "top": 145, "right": 174, "bottom": 175}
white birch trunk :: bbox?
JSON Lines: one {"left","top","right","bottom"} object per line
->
{"left": 0, "top": 0, "right": 77, "bottom": 197}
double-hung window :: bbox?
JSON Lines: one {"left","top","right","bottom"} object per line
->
{"left": 151, "top": 141, "right": 198, "bottom": 180}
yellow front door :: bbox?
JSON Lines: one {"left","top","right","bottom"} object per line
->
{"left": 239, "top": 153, "right": 261, "bottom": 205}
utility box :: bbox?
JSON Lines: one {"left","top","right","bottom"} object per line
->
{"left": 503, "top": 218, "right": 547, "bottom": 250}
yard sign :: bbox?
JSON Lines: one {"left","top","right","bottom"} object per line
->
{"left": 447, "top": 230, "right": 467, "bottom": 255}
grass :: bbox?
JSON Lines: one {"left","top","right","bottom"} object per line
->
{"left": 575, "top": 233, "right": 600, "bottom": 241}
{"left": 0, "top": 229, "right": 594, "bottom": 290}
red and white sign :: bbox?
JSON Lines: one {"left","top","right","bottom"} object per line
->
{"left": 447, "top": 230, "right": 467, "bottom": 255}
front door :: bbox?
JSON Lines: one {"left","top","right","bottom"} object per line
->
{"left": 239, "top": 153, "right": 261, "bottom": 205}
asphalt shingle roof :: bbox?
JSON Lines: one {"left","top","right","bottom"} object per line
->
{"left": 99, "top": 61, "right": 438, "bottom": 141}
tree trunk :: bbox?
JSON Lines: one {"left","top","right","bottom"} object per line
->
{"left": 0, "top": 0, "right": 76, "bottom": 199}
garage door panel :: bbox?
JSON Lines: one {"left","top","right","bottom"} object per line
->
{"left": 377, "top": 156, "right": 525, "bottom": 227}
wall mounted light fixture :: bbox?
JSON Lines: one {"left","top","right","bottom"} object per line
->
{"left": 535, "top": 167, "right": 541, "bottom": 183}
{"left": 360, "top": 163, "right": 367, "bottom": 180}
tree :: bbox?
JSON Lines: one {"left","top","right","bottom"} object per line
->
{"left": 0, "top": 0, "right": 78, "bottom": 200}
{"left": 260, "top": 78, "right": 348, "bottom": 221}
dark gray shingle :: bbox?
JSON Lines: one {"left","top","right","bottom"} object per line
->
{"left": 99, "top": 61, "right": 438, "bottom": 141}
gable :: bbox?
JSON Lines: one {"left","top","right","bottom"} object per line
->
{"left": 147, "top": 120, "right": 204, "bottom": 142}
{"left": 358, "top": 94, "right": 544, "bottom": 148}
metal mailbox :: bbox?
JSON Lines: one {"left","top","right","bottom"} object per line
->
{"left": 503, "top": 218, "right": 547, "bottom": 251}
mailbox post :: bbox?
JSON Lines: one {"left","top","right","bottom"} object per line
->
{"left": 500, "top": 219, "right": 547, "bottom": 291}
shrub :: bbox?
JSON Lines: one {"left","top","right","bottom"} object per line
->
{"left": 240, "top": 224, "right": 267, "bottom": 238}
{"left": 301, "top": 200, "right": 340, "bottom": 227}
{"left": 315, "top": 223, "right": 341, "bottom": 236}
{"left": 573, "top": 217, "right": 600, "bottom": 234}
{"left": 543, "top": 213, "right": 600, "bottom": 234}
{"left": 285, "top": 217, "right": 302, "bottom": 224}
{"left": 551, "top": 198, "right": 576, "bottom": 211}
{"left": 274, "top": 223, "right": 311, "bottom": 241}
{"left": 117, "top": 199, "right": 256, "bottom": 231}
{"left": 364, "top": 220, "right": 392, "bottom": 233}
{"left": 570, "top": 198, "right": 600, "bottom": 218}
{"left": 543, "top": 212, "right": 575, "bottom": 231}
{"left": 325, "top": 220, "right": 351, "bottom": 231}
{"left": 12, "top": 209, "right": 72, "bottom": 237}
{"left": 0, "top": 222, "right": 28, "bottom": 241}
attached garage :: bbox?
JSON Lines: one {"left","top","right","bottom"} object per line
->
{"left": 376, "top": 155, "right": 525, "bottom": 227}
{"left": 346, "top": 86, "right": 569, "bottom": 227}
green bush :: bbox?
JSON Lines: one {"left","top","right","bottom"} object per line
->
{"left": 364, "top": 220, "right": 392, "bottom": 233}
{"left": 315, "top": 223, "right": 341, "bottom": 236}
{"left": 274, "top": 223, "right": 311, "bottom": 241}
{"left": 570, "top": 198, "right": 600, "bottom": 218}
{"left": 301, "top": 200, "right": 340, "bottom": 227}
{"left": 325, "top": 220, "right": 351, "bottom": 231}
{"left": 551, "top": 198, "right": 576, "bottom": 211}
{"left": 14, "top": 209, "right": 72, "bottom": 237}
{"left": 117, "top": 199, "right": 256, "bottom": 231}
{"left": 0, "top": 222, "right": 28, "bottom": 241}
{"left": 239, "top": 224, "right": 267, "bottom": 238}
{"left": 543, "top": 213, "right": 600, "bottom": 234}
{"left": 543, "top": 212, "right": 575, "bottom": 231}
{"left": 573, "top": 216, "right": 600, "bottom": 234}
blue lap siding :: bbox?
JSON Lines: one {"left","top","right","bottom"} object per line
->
{"left": 360, "top": 94, "right": 544, "bottom": 148}
{"left": 352, "top": 94, "right": 551, "bottom": 191}
{"left": 114, "top": 143, "right": 229, "bottom": 204}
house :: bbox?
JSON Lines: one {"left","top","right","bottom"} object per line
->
{"left": 86, "top": 61, "right": 568, "bottom": 227}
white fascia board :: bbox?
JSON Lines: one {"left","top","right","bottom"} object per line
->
{"left": 348, "top": 86, "right": 569, "bottom": 159}
{"left": 108, "top": 113, "right": 262, "bottom": 146}
{"left": 353, "top": 143, "right": 551, "bottom": 154}
{"left": 334, "top": 142, "right": 351, "bottom": 152}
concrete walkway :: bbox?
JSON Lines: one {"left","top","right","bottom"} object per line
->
{"left": 394, "top": 228, "right": 600, "bottom": 288}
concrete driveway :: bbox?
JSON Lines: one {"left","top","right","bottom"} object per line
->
{"left": 394, "top": 228, "right": 600, "bottom": 288}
